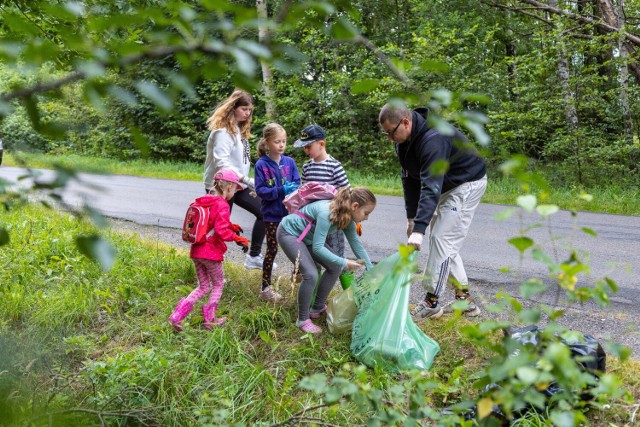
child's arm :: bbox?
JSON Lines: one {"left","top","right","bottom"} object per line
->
{"left": 212, "top": 203, "right": 249, "bottom": 244}
{"left": 310, "top": 209, "right": 347, "bottom": 269}
{"left": 255, "top": 163, "right": 285, "bottom": 201}
{"left": 291, "top": 161, "right": 301, "bottom": 185}
{"left": 344, "top": 222, "right": 372, "bottom": 269}
{"left": 333, "top": 161, "right": 350, "bottom": 188}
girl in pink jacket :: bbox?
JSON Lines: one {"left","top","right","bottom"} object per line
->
{"left": 169, "top": 169, "right": 249, "bottom": 331}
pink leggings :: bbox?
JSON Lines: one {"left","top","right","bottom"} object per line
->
{"left": 185, "top": 259, "right": 225, "bottom": 307}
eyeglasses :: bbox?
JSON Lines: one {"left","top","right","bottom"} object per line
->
{"left": 381, "top": 119, "right": 403, "bottom": 137}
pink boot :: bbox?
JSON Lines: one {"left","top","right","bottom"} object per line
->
{"left": 168, "top": 299, "right": 194, "bottom": 332}
{"left": 202, "top": 304, "right": 226, "bottom": 329}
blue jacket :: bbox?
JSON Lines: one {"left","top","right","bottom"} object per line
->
{"left": 255, "top": 155, "right": 301, "bottom": 222}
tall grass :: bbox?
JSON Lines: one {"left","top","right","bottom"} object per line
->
{"left": 1, "top": 206, "right": 638, "bottom": 425}
{"left": 5, "top": 152, "right": 639, "bottom": 215}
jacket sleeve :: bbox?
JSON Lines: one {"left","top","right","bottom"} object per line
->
{"left": 310, "top": 209, "right": 347, "bottom": 269}
{"left": 210, "top": 202, "right": 240, "bottom": 242}
{"left": 412, "top": 134, "right": 450, "bottom": 235}
{"left": 402, "top": 174, "right": 421, "bottom": 220}
{"left": 211, "top": 131, "right": 242, "bottom": 177}
{"left": 344, "top": 222, "right": 372, "bottom": 270}
{"left": 255, "top": 162, "right": 284, "bottom": 201}
{"left": 291, "top": 161, "right": 301, "bottom": 185}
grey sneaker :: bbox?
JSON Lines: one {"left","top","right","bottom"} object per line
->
{"left": 259, "top": 286, "right": 283, "bottom": 302}
{"left": 410, "top": 301, "right": 444, "bottom": 320}
{"left": 442, "top": 296, "right": 481, "bottom": 317}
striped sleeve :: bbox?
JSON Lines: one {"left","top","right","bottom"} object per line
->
{"left": 301, "top": 156, "right": 350, "bottom": 189}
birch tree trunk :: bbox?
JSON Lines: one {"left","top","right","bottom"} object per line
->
{"left": 548, "top": 0, "right": 582, "bottom": 183}
{"left": 257, "top": 0, "right": 275, "bottom": 121}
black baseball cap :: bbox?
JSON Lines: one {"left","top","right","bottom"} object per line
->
{"left": 293, "top": 124, "right": 326, "bottom": 148}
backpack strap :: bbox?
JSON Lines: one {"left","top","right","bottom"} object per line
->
{"left": 294, "top": 211, "right": 314, "bottom": 243}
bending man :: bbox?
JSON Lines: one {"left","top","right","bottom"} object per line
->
{"left": 379, "top": 103, "right": 487, "bottom": 320}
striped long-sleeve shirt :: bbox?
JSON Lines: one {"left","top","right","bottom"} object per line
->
{"left": 301, "top": 155, "right": 350, "bottom": 189}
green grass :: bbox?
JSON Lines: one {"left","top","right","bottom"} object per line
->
{"left": 5, "top": 152, "right": 639, "bottom": 215}
{"left": 0, "top": 206, "right": 638, "bottom": 426}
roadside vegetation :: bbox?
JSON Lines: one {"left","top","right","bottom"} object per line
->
{"left": 2, "top": 0, "right": 639, "bottom": 425}
{"left": 1, "top": 205, "right": 638, "bottom": 426}
{"left": 5, "top": 152, "right": 640, "bottom": 216}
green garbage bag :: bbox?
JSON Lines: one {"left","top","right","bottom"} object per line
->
{"left": 350, "top": 249, "right": 440, "bottom": 372}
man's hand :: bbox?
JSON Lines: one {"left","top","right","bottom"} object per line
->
{"left": 235, "top": 236, "right": 249, "bottom": 253}
{"left": 407, "top": 232, "right": 423, "bottom": 250}
{"left": 406, "top": 218, "right": 415, "bottom": 238}
{"left": 230, "top": 223, "right": 243, "bottom": 235}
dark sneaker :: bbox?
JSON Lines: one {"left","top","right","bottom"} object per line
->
{"left": 442, "top": 296, "right": 481, "bottom": 317}
{"left": 410, "top": 301, "right": 444, "bottom": 320}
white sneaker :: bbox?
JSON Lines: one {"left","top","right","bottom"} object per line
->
{"left": 410, "top": 301, "right": 444, "bottom": 321}
{"left": 244, "top": 254, "right": 278, "bottom": 270}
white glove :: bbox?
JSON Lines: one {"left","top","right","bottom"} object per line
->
{"left": 407, "top": 232, "right": 423, "bottom": 250}
{"left": 406, "top": 218, "right": 415, "bottom": 238}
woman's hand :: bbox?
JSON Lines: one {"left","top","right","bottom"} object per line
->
{"left": 240, "top": 175, "right": 255, "bottom": 189}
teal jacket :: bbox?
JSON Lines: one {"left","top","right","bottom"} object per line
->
{"left": 280, "top": 200, "right": 372, "bottom": 270}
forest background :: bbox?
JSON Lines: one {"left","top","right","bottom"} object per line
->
{"left": 1, "top": 0, "right": 639, "bottom": 191}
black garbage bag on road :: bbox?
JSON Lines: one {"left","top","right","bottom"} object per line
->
{"left": 442, "top": 325, "right": 606, "bottom": 425}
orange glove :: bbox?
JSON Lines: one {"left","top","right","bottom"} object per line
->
{"left": 230, "top": 223, "right": 243, "bottom": 235}
{"left": 356, "top": 223, "right": 363, "bottom": 236}
{"left": 235, "top": 236, "right": 249, "bottom": 253}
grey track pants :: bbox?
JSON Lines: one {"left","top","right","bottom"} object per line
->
{"left": 422, "top": 175, "right": 488, "bottom": 297}
{"left": 276, "top": 225, "right": 342, "bottom": 322}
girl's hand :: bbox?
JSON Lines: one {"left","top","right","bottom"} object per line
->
{"left": 345, "top": 259, "right": 363, "bottom": 272}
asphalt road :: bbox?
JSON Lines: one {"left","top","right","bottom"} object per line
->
{"left": 3, "top": 167, "right": 639, "bottom": 356}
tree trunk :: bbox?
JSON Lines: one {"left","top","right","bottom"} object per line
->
{"left": 615, "top": 0, "right": 634, "bottom": 143}
{"left": 508, "top": 0, "right": 640, "bottom": 84}
{"left": 257, "top": 0, "right": 275, "bottom": 121}
{"left": 548, "top": 0, "right": 582, "bottom": 183}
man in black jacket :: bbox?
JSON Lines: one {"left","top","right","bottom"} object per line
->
{"left": 379, "top": 103, "right": 488, "bottom": 321}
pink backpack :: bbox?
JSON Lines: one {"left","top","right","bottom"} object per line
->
{"left": 283, "top": 182, "right": 337, "bottom": 214}
{"left": 182, "top": 200, "right": 212, "bottom": 244}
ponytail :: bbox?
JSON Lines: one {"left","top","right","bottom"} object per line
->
{"left": 256, "top": 138, "right": 268, "bottom": 157}
{"left": 329, "top": 187, "right": 376, "bottom": 229}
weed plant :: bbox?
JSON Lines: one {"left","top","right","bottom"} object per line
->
{"left": 0, "top": 206, "right": 638, "bottom": 426}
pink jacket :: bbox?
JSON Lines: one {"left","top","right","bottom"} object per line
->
{"left": 190, "top": 195, "right": 240, "bottom": 261}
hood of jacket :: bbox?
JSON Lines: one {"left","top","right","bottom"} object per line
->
{"left": 194, "top": 194, "right": 223, "bottom": 207}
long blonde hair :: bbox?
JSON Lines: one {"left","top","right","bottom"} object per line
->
{"left": 330, "top": 187, "right": 376, "bottom": 229}
{"left": 257, "top": 123, "right": 286, "bottom": 157}
{"left": 206, "top": 89, "right": 254, "bottom": 139}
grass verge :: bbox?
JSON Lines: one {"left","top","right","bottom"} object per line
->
{"left": 0, "top": 205, "right": 638, "bottom": 425}
{"left": 5, "top": 152, "right": 639, "bottom": 215}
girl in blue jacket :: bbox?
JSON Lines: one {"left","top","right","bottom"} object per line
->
{"left": 254, "top": 123, "right": 301, "bottom": 302}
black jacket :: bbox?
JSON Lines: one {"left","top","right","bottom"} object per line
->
{"left": 395, "top": 108, "right": 486, "bottom": 234}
